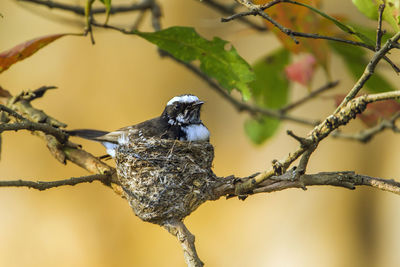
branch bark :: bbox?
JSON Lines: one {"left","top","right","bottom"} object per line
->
{"left": 18, "top": 0, "right": 154, "bottom": 15}
{"left": 163, "top": 221, "right": 204, "bottom": 267}
{"left": 214, "top": 171, "right": 400, "bottom": 198}
{"left": 0, "top": 174, "right": 110, "bottom": 190}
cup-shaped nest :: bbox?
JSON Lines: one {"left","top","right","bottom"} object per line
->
{"left": 115, "top": 134, "right": 219, "bottom": 225}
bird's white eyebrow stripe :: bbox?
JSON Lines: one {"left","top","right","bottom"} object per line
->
{"left": 167, "top": 95, "right": 199, "bottom": 106}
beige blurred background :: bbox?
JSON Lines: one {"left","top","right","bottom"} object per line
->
{"left": 1, "top": 0, "right": 400, "bottom": 266}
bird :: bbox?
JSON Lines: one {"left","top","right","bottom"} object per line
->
{"left": 68, "top": 94, "right": 210, "bottom": 158}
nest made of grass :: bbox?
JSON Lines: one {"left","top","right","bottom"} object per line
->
{"left": 115, "top": 134, "right": 219, "bottom": 224}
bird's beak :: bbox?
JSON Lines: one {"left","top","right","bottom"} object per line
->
{"left": 193, "top": 100, "right": 204, "bottom": 106}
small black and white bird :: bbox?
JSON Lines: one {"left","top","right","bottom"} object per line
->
{"left": 68, "top": 94, "right": 210, "bottom": 157}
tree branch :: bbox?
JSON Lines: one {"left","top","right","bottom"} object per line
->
{"left": 376, "top": 3, "right": 385, "bottom": 51}
{"left": 0, "top": 174, "right": 111, "bottom": 191}
{"left": 332, "top": 112, "right": 400, "bottom": 143}
{"left": 214, "top": 171, "right": 400, "bottom": 198}
{"left": 200, "top": 0, "right": 267, "bottom": 31}
{"left": 0, "top": 120, "right": 68, "bottom": 144}
{"left": 235, "top": 89, "right": 400, "bottom": 194}
{"left": 0, "top": 91, "right": 122, "bottom": 194}
{"left": 17, "top": 0, "right": 154, "bottom": 16}
{"left": 163, "top": 221, "right": 204, "bottom": 267}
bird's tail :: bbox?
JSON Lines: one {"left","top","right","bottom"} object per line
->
{"left": 67, "top": 129, "right": 110, "bottom": 141}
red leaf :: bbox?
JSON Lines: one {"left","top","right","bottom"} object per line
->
{"left": 285, "top": 54, "right": 316, "bottom": 86}
{"left": 0, "top": 34, "right": 68, "bottom": 74}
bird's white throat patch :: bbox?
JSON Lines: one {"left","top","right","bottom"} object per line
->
{"left": 167, "top": 95, "right": 199, "bottom": 106}
{"left": 181, "top": 124, "right": 210, "bottom": 141}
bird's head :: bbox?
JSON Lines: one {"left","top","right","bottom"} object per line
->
{"left": 162, "top": 94, "right": 204, "bottom": 125}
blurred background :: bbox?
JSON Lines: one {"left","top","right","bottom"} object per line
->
{"left": 1, "top": 0, "right": 400, "bottom": 266}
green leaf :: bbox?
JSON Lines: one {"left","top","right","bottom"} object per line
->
{"left": 352, "top": 0, "right": 400, "bottom": 32}
{"left": 244, "top": 117, "right": 281, "bottom": 145}
{"left": 352, "top": 0, "right": 379, "bottom": 19}
{"left": 133, "top": 26, "right": 255, "bottom": 100}
{"left": 330, "top": 42, "right": 397, "bottom": 94}
{"left": 245, "top": 48, "right": 290, "bottom": 144}
{"left": 250, "top": 48, "right": 290, "bottom": 108}
{"left": 99, "top": 0, "right": 112, "bottom": 24}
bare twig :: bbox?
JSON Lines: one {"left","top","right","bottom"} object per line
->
{"left": 332, "top": 112, "right": 400, "bottom": 142}
{"left": 0, "top": 121, "right": 68, "bottom": 144}
{"left": 254, "top": 9, "right": 299, "bottom": 43}
{"left": 150, "top": 0, "right": 162, "bottom": 31}
{"left": 14, "top": 86, "right": 57, "bottom": 103}
{"left": 163, "top": 221, "right": 204, "bottom": 267}
{"left": 280, "top": 80, "right": 339, "bottom": 113}
{"left": 0, "top": 104, "right": 26, "bottom": 121}
{"left": 0, "top": 174, "right": 110, "bottom": 191}
{"left": 200, "top": 0, "right": 267, "bottom": 31}
{"left": 376, "top": 3, "right": 386, "bottom": 51}
{"left": 18, "top": 0, "right": 154, "bottom": 16}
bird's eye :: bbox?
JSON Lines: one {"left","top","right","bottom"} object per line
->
{"left": 174, "top": 103, "right": 181, "bottom": 110}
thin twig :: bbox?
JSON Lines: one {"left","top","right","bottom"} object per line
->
{"left": 150, "top": 0, "right": 162, "bottom": 31}
{"left": 14, "top": 86, "right": 57, "bottom": 102}
{"left": 255, "top": 9, "right": 299, "bottom": 44}
{"left": 280, "top": 80, "right": 339, "bottom": 113}
{"left": 0, "top": 174, "right": 110, "bottom": 191}
{"left": 376, "top": 3, "right": 386, "bottom": 51}
{"left": 0, "top": 104, "right": 26, "bottom": 121}
{"left": 18, "top": 0, "right": 153, "bottom": 16}
{"left": 332, "top": 112, "right": 400, "bottom": 143}
{"left": 201, "top": 0, "right": 267, "bottom": 31}
{"left": 0, "top": 121, "right": 68, "bottom": 144}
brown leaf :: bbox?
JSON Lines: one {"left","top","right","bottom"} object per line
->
{"left": 0, "top": 34, "right": 68, "bottom": 74}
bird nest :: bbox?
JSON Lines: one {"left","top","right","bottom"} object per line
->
{"left": 115, "top": 134, "right": 219, "bottom": 225}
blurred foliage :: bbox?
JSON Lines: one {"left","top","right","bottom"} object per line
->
{"left": 329, "top": 42, "right": 397, "bottom": 94}
{"left": 245, "top": 49, "right": 290, "bottom": 144}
